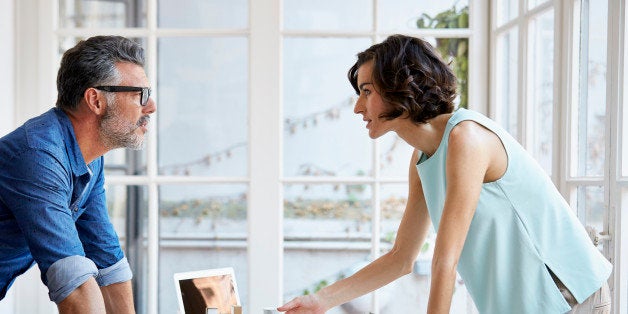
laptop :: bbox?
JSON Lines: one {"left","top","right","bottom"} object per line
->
{"left": 174, "top": 267, "right": 241, "bottom": 314}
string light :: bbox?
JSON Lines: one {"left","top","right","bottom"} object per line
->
{"left": 285, "top": 97, "right": 356, "bottom": 135}
{"left": 159, "top": 142, "right": 247, "bottom": 175}
{"left": 158, "top": 95, "right": 405, "bottom": 175}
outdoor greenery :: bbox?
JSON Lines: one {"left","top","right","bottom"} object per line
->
{"left": 158, "top": 194, "right": 406, "bottom": 226}
{"left": 160, "top": 197, "right": 247, "bottom": 223}
{"left": 417, "top": 5, "right": 470, "bottom": 108}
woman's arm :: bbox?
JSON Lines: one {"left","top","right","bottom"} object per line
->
{"left": 426, "top": 121, "right": 499, "bottom": 314}
{"left": 279, "top": 150, "right": 432, "bottom": 313}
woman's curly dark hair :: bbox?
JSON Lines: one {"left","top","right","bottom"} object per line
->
{"left": 348, "top": 35, "right": 457, "bottom": 124}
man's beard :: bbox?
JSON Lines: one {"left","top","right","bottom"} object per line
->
{"left": 99, "top": 100, "right": 149, "bottom": 150}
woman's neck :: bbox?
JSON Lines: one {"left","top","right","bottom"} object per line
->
{"left": 394, "top": 113, "right": 453, "bottom": 157}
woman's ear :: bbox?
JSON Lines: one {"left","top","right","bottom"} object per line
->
{"left": 84, "top": 87, "right": 106, "bottom": 115}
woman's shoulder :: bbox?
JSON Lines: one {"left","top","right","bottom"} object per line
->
{"left": 448, "top": 119, "right": 492, "bottom": 146}
{"left": 447, "top": 120, "right": 504, "bottom": 162}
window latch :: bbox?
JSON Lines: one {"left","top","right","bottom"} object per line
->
{"left": 586, "top": 226, "right": 611, "bottom": 247}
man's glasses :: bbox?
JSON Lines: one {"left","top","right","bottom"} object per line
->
{"left": 95, "top": 86, "right": 151, "bottom": 106}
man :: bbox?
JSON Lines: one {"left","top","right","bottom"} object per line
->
{"left": 0, "top": 35, "right": 156, "bottom": 313}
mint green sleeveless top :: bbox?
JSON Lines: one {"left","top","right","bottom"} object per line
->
{"left": 417, "top": 108, "right": 612, "bottom": 313}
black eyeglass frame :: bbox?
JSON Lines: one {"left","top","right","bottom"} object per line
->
{"left": 94, "top": 86, "right": 152, "bottom": 106}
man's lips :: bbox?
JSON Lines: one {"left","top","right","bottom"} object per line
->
{"left": 137, "top": 115, "right": 150, "bottom": 127}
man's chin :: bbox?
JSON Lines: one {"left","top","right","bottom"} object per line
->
{"left": 126, "top": 139, "right": 145, "bottom": 150}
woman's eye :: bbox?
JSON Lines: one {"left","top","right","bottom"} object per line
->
{"left": 362, "top": 90, "right": 371, "bottom": 96}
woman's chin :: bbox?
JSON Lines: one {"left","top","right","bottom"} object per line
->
{"left": 368, "top": 129, "right": 387, "bottom": 139}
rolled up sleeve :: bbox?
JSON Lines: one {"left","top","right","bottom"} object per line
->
{"left": 96, "top": 256, "right": 132, "bottom": 286}
{"left": 46, "top": 255, "right": 98, "bottom": 303}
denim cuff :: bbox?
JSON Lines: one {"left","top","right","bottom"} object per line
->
{"left": 46, "top": 255, "right": 98, "bottom": 303}
{"left": 95, "top": 256, "right": 133, "bottom": 286}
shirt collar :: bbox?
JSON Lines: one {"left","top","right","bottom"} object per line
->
{"left": 53, "top": 108, "right": 91, "bottom": 177}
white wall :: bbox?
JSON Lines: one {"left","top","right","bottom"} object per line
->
{"left": 0, "top": 0, "right": 15, "bottom": 137}
{"left": 13, "top": 0, "right": 56, "bottom": 125}
{"left": 0, "top": 0, "right": 59, "bottom": 313}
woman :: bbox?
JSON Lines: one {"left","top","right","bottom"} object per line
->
{"left": 278, "top": 35, "right": 612, "bottom": 313}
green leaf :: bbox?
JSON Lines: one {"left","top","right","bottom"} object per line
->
{"left": 458, "top": 11, "right": 469, "bottom": 28}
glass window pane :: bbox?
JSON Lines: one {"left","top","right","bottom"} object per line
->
{"left": 283, "top": 37, "right": 372, "bottom": 177}
{"left": 380, "top": 184, "right": 408, "bottom": 248}
{"left": 528, "top": 0, "right": 550, "bottom": 10}
{"left": 159, "top": 184, "right": 247, "bottom": 235}
{"left": 158, "top": 0, "right": 247, "bottom": 29}
{"left": 104, "top": 149, "right": 147, "bottom": 176}
{"left": 576, "top": 186, "right": 606, "bottom": 251}
{"left": 573, "top": 0, "right": 607, "bottom": 177}
{"left": 284, "top": 184, "right": 372, "bottom": 236}
{"left": 159, "top": 184, "right": 248, "bottom": 313}
{"left": 283, "top": 0, "right": 371, "bottom": 31}
{"left": 379, "top": 183, "right": 420, "bottom": 311}
{"left": 158, "top": 37, "right": 248, "bottom": 177}
{"left": 379, "top": 134, "right": 415, "bottom": 178}
{"left": 496, "top": 0, "right": 518, "bottom": 27}
{"left": 379, "top": 0, "right": 468, "bottom": 31}
{"left": 495, "top": 28, "right": 519, "bottom": 138}
{"left": 528, "top": 10, "right": 554, "bottom": 174}
{"left": 426, "top": 37, "right": 469, "bottom": 109}
{"left": 379, "top": 184, "right": 474, "bottom": 312}
{"left": 380, "top": 269, "right": 472, "bottom": 312}
{"left": 59, "top": 0, "right": 146, "bottom": 28}
{"left": 283, "top": 247, "right": 371, "bottom": 314}
{"left": 284, "top": 183, "right": 372, "bottom": 314}
{"left": 106, "top": 185, "right": 149, "bottom": 313}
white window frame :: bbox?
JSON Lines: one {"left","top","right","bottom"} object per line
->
{"left": 491, "top": 0, "right": 628, "bottom": 313}
{"left": 280, "top": 1, "right": 488, "bottom": 312}
{"left": 489, "top": 0, "right": 556, "bottom": 178}
{"left": 606, "top": 0, "right": 628, "bottom": 312}
{"left": 8, "top": 0, "right": 488, "bottom": 313}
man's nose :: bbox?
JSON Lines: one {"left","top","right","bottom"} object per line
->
{"left": 143, "top": 97, "right": 157, "bottom": 114}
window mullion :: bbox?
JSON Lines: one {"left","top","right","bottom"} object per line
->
{"left": 145, "top": 0, "right": 158, "bottom": 313}
{"left": 469, "top": 0, "right": 489, "bottom": 114}
{"left": 606, "top": 0, "right": 624, "bottom": 312}
{"left": 518, "top": 19, "right": 528, "bottom": 146}
{"left": 249, "top": 0, "right": 282, "bottom": 312}
{"left": 555, "top": 0, "right": 573, "bottom": 193}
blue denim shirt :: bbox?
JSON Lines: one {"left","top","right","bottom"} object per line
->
{"left": 0, "top": 108, "right": 132, "bottom": 303}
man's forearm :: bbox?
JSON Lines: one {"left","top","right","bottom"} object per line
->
{"left": 58, "top": 277, "right": 106, "bottom": 314}
{"left": 100, "top": 280, "right": 135, "bottom": 314}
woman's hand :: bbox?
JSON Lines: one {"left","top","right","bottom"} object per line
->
{"left": 277, "top": 294, "right": 326, "bottom": 314}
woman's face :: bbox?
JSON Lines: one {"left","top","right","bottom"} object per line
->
{"left": 353, "top": 60, "right": 394, "bottom": 139}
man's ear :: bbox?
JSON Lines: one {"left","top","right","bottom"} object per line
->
{"left": 84, "top": 87, "right": 106, "bottom": 115}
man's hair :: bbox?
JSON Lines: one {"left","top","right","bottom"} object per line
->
{"left": 56, "top": 36, "right": 145, "bottom": 111}
{"left": 348, "top": 34, "right": 457, "bottom": 124}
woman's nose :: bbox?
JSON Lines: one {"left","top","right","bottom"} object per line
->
{"left": 353, "top": 98, "right": 363, "bottom": 114}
